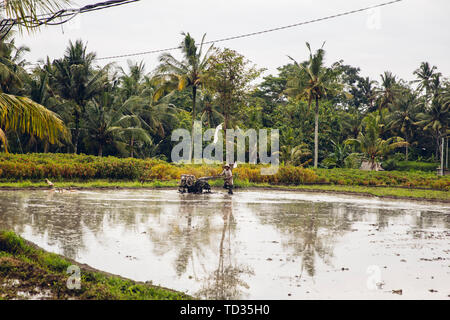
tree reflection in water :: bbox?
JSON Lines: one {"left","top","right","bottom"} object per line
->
{"left": 196, "top": 199, "right": 254, "bottom": 300}
{"left": 142, "top": 194, "right": 216, "bottom": 278}
{"left": 1, "top": 190, "right": 448, "bottom": 298}
{"left": 253, "top": 201, "right": 352, "bottom": 278}
{"left": 0, "top": 190, "right": 161, "bottom": 259}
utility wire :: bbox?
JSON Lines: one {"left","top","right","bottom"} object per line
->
{"left": 0, "top": 0, "right": 140, "bottom": 39}
{"left": 95, "top": 0, "right": 404, "bottom": 61}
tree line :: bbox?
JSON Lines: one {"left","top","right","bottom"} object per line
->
{"left": 0, "top": 32, "right": 448, "bottom": 169}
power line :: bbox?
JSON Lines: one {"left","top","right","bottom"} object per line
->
{"left": 95, "top": 0, "right": 404, "bottom": 61}
{"left": 0, "top": 0, "right": 140, "bottom": 40}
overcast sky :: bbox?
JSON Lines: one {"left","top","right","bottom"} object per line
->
{"left": 15, "top": 0, "right": 450, "bottom": 82}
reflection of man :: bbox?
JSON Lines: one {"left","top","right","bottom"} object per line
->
{"left": 220, "top": 164, "right": 233, "bottom": 195}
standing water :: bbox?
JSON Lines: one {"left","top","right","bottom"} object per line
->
{"left": 0, "top": 189, "right": 449, "bottom": 299}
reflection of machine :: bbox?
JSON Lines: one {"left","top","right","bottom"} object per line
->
{"left": 178, "top": 174, "right": 217, "bottom": 194}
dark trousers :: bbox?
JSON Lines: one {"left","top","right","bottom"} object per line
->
{"left": 223, "top": 182, "right": 233, "bottom": 194}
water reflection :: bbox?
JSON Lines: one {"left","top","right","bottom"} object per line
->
{"left": 0, "top": 190, "right": 448, "bottom": 299}
{"left": 196, "top": 199, "right": 254, "bottom": 299}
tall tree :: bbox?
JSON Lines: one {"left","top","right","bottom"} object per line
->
{"left": 416, "top": 84, "right": 449, "bottom": 159}
{"left": 51, "top": 40, "right": 109, "bottom": 153}
{"left": 358, "top": 77, "right": 378, "bottom": 112}
{"left": 206, "top": 48, "right": 262, "bottom": 131}
{"left": 413, "top": 62, "right": 439, "bottom": 103}
{"left": 0, "top": 32, "right": 69, "bottom": 152}
{"left": 119, "top": 60, "right": 147, "bottom": 100}
{"left": 86, "top": 90, "right": 151, "bottom": 157}
{"left": 376, "top": 71, "right": 397, "bottom": 115}
{"left": 155, "top": 33, "right": 214, "bottom": 160}
{"left": 285, "top": 42, "right": 340, "bottom": 168}
{"left": 388, "top": 90, "right": 420, "bottom": 160}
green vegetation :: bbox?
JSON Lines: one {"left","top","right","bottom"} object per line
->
{"left": 0, "top": 1, "right": 448, "bottom": 173}
{"left": 382, "top": 160, "right": 439, "bottom": 172}
{"left": 0, "top": 230, "right": 191, "bottom": 300}
{"left": 0, "top": 30, "right": 448, "bottom": 169}
{"left": 0, "top": 2, "right": 448, "bottom": 199}
{"left": 313, "top": 168, "right": 449, "bottom": 190}
{"left": 1, "top": 153, "right": 448, "bottom": 190}
{"left": 0, "top": 153, "right": 448, "bottom": 200}
{"left": 0, "top": 179, "right": 447, "bottom": 201}
{"left": 260, "top": 184, "right": 450, "bottom": 201}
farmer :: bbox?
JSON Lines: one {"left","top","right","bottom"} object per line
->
{"left": 220, "top": 164, "right": 234, "bottom": 195}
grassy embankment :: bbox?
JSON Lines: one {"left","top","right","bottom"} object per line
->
{"left": 0, "top": 230, "right": 191, "bottom": 300}
{"left": 0, "top": 153, "right": 448, "bottom": 201}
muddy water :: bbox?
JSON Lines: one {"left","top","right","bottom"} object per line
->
{"left": 0, "top": 189, "right": 449, "bottom": 299}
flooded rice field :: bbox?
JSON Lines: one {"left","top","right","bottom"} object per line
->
{"left": 0, "top": 189, "right": 449, "bottom": 299}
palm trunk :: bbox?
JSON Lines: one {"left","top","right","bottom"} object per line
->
{"left": 405, "top": 134, "right": 409, "bottom": 161}
{"left": 73, "top": 110, "right": 80, "bottom": 154}
{"left": 98, "top": 144, "right": 103, "bottom": 157}
{"left": 207, "top": 109, "right": 211, "bottom": 128}
{"left": 224, "top": 104, "right": 228, "bottom": 132}
{"left": 436, "top": 134, "right": 440, "bottom": 160}
{"left": 130, "top": 137, "right": 134, "bottom": 158}
{"left": 314, "top": 97, "right": 319, "bottom": 168}
{"left": 446, "top": 137, "right": 448, "bottom": 169}
{"left": 190, "top": 85, "right": 197, "bottom": 162}
{"left": 223, "top": 100, "right": 231, "bottom": 165}
{"left": 44, "top": 141, "right": 49, "bottom": 153}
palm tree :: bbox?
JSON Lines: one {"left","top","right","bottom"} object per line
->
{"left": 0, "top": 34, "right": 30, "bottom": 94}
{"left": 119, "top": 60, "right": 147, "bottom": 100}
{"left": 324, "top": 140, "right": 351, "bottom": 168}
{"left": 286, "top": 42, "right": 340, "bottom": 168}
{"left": 415, "top": 86, "right": 449, "bottom": 159}
{"left": 0, "top": 32, "right": 69, "bottom": 152}
{"left": 51, "top": 40, "right": 109, "bottom": 153}
{"left": 124, "top": 92, "right": 179, "bottom": 140}
{"left": 359, "top": 77, "right": 378, "bottom": 112}
{"left": 281, "top": 143, "right": 312, "bottom": 166}
{"left": 199, "top": 89, "right": 223, "bottom": 128}
{"left": 155, "top": 33, "right": 214, "bottom": 160}
{"left": 413, "top": 62, "right": 439, "bottom": 103}
{"left": 279, "top": 127, "right": 311, "bottom": 166}
{"left": 118, "top": 63, "right": 182, "bottom": 158}
{"left": 345, "top": 113, "right": 408, "bottom": 170}
{"left": 86, "top": 91, "right": 151, "bottom": 157}
{"left": 341, "top": 110, "right": 363, "bottom": 139}
{"left": 388, "top": 91, "right": 420, "bottom": 160}
{"left": 376, "top": 71, "right": 397, "bottom": 115}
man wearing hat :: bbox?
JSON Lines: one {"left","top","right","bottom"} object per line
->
{"left": 220, "top": 164, "right": 234, "bottom": 195}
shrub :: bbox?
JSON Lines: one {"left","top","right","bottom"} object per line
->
{"left": 0, "top": 153, "right": 448, "bottom": 190}
{"left": 392, "top": 153, "right": 406, "bottom": 162}
{"left": 344, "top": 153, "right": 362, "bottom": 169}
{"left": 395, "top": 161, "right": 439, "bottom": 172}
{"left": 381, "top": 160, "right": 439, "bottom": 172}
{"left": 381, "top": 159, "right": 397, "bottom": 171}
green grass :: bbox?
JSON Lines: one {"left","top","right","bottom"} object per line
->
{"left": 0, "top": 231, "right": 191, "bottom": 300}
{"left": 390, "top": 161, "right": 439, "bottom": 172}
{"left": 0, "top": 179, "right": 448, "bottom": 201}
{"left": 0, "top": 179, "right": 178, "bottom": 188}
{"left": 255, "top": 184, "right": 450, "bottom": 201}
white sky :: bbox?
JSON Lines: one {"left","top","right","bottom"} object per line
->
{"left": 15, "top": 0, "right": 450, "bottom": 82}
